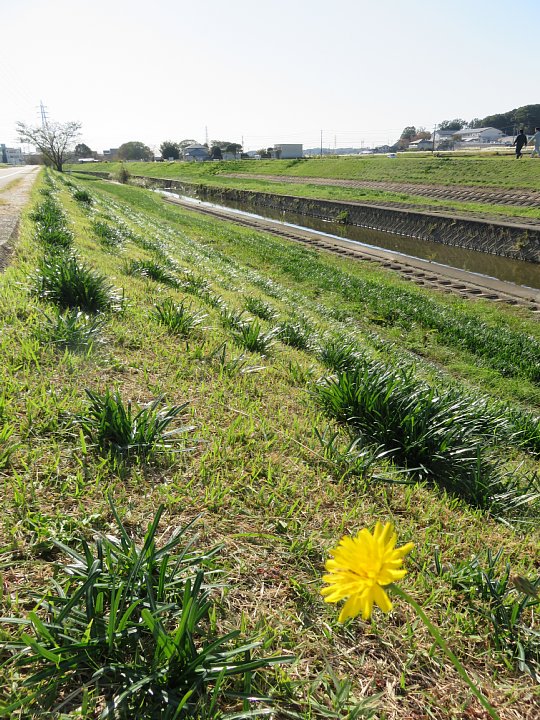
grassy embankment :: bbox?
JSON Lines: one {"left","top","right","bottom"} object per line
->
{"left": 71, "top": 154, "right": 540, "bottom": 221}
{"left": 1, "top": 170, "right": 539, "bottom": 718}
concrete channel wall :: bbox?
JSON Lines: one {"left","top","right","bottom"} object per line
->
{"left": 89, "top": 172, "right": 540, "bottom": 264}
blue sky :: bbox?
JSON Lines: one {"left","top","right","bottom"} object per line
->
{"left": 1, "top": 0, "right": 539, "bottom": 152}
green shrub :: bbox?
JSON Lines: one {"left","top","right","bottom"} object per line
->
{"left": 114, "top": 164, "right": 130, "bottom": 184}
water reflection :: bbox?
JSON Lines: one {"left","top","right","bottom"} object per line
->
{"left": 166, "top": 191, "right": 540, "bottom": 290}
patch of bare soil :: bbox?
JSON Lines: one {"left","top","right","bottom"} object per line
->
{"left": 0, "top": 168, "right": 39, "bottom": 269}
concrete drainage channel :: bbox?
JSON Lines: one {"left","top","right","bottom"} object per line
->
{"left": 162, "top": 195, "right": 540, "bottom": 313}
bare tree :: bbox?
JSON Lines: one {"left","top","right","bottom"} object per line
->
{"left": 16, "top": 119, "right": 82, "bottom": 172}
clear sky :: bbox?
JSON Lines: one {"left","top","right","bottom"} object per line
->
{"left": 1, "top": 0, "right": 539, "bottom": 153}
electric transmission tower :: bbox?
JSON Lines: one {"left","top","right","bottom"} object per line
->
{"left": 39, "top": 100, "right": 49, "bottom": 129}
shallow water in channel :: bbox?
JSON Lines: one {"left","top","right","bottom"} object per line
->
{"left": 162, "top": 191, "right": 540, "bottom": 291}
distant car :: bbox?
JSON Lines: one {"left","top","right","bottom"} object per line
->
{"left": 386, "top": 153, "right": 397, "bottom": 159}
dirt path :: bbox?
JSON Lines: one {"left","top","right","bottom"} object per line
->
{"left": 224, "top": 172, "right": 540, "bottom": 213}
{"left": 0, "top": 166, "right": 39, "bottom": 268}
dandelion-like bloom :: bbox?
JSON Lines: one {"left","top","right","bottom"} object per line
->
{"left": 321, "top": 521, "right": 414, "bottom": 622}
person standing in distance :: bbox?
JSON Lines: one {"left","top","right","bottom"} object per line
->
{"left": 513, "top": 129, "right": 528, "bottom": 159}
{"left": 529, "top": 127, "right": 540, "bottom": 158}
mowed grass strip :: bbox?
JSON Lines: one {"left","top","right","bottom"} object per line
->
{"left": 1, "top": 170, "right": 539, "bottom": 718}
{"left": 71, "top": 153, "right": 540, "bottom": 221}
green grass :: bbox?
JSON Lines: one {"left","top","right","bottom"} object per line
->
{"left": 70, "top": 153, "right": 540, "bottom": 189}
{"left": 70, "top": 154, "right": 540, "bottom": 221}
{"left": 1, "top": 169, "right": 539, "bottom": 719}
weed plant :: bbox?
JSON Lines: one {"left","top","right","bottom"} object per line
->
{"left": 0, "top": 422, "right": 17, "bottom": 468}
{"left": 153, "top": 298, "right": 208, "bottom": 337}
{"left": 433, "top": 548, "right": 540, "bottom": 680}
{"left": 243, "top": 296, "right": 277, "bottom": 320}
{"left": 314, "top": 358, "right": 508, "bottom": 509}
{"left": 206, "top": 342, "right": 265, "bottom": 376}
{"left": 231, "top": 320, "right": 281, "bottom": 355}
{"left": 92, "top": 220, "right": 123, "bottom": 249}
{"left": 125, "top": 258, "right": 179, "bottom": 287}
{"left": 34, "top": 253, "right": 120, "bottom": 313}
{"left": 316, "top": 337, "right": 363, "bottom": 372}
{"left": 2, "top": 501, "right": 290, "bottom": 717}
{"left": 40, "top": 308, "right": 105, "bottom": 352}
{"left": 278, "top": 320, "right": 315, "bottom": 350}
{"left": 79, "top": 389, "right": 194, "bottom": 464}
{"left": 72, "top": 188, "right": 93, "bottom": 204}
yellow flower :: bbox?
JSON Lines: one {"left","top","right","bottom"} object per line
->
{"left": 321, "top": 522, "right": 414, "bottom": 622}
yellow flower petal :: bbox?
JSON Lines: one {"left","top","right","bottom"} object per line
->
{"left": 321, "top": 522, "right": 413, "bottom": 622}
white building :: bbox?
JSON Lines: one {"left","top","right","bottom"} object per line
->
{"left": 453, "top": 127, "right": 504, "bottom": 143}
{"left": 273, "top": 144, "right": 303, "bottom": 159}
{"left": 1, "top": 144, "right": 24, "bottom": 165}
{"left": 409, "top": 138, "right": 433, "bottom": 150}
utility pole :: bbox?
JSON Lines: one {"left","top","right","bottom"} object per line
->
{"left": 320, "top": 129, "right": 323, "bottom": 157}
{"left": 205, "top": 126, "right": 209, "bottom": 146}
{"left": 432, "top": 124, "right": 437, "bottom": 154}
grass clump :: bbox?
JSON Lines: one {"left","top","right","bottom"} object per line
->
{"left": 125, "top": 258, "right": 178, "bottom": 287}
{"left": 314, "top": 358, "right": 507, "bottom": 509}
{"left": 79, "top": 389, "right": 194, "bottom": 464}
{"left": 153, "top": 298, "right": 208, "bottom": 337}
{"left": 433, "top": 548, "right": 540, "bottom": 680}
{"left": 31, "top": 196, "right": 74, "bottom": 251}
{"left": 33, "top": 253, "right": 120, "bottom": 313}
{"left": 92, "top": 220, "right": 124, "bottom": 249}
{"left": 40, "top": 308, "right": 105, "bottom": 352}
{"left": 230, "top": 319, "right": 281, "bottom": 355}
{"left": 178, "top": 270, "right": 210, "bottom": 296}
{"left": 277, "top": 319, "right": 315, "bottom": 350}
{"left": 316, "top": 337, "right": 362, "bottom": 372}
{"left": 72, "top": 188, "right": 93, "bottom": 204}
{"left": 0, "top": 422, "right": 17, "bottom": 469}
{"left": 219, "top": 305, "right": 248, "bottom": 331}
{"left": 206, "top": 341, "right": 265, "bottom": 376}
{"left": 1, "top": 500, "right": 291, "bottom": 718}
{"left": 243, "top": 295, "right": 277, "bottom": 320}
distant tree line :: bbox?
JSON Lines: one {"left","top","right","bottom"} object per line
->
{"left": 438, "top": 104, "right": 540, "bottom": 134}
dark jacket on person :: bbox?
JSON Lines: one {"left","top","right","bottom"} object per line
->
{"left": 514, "top": 132, "right": 528, "bottom": 149}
